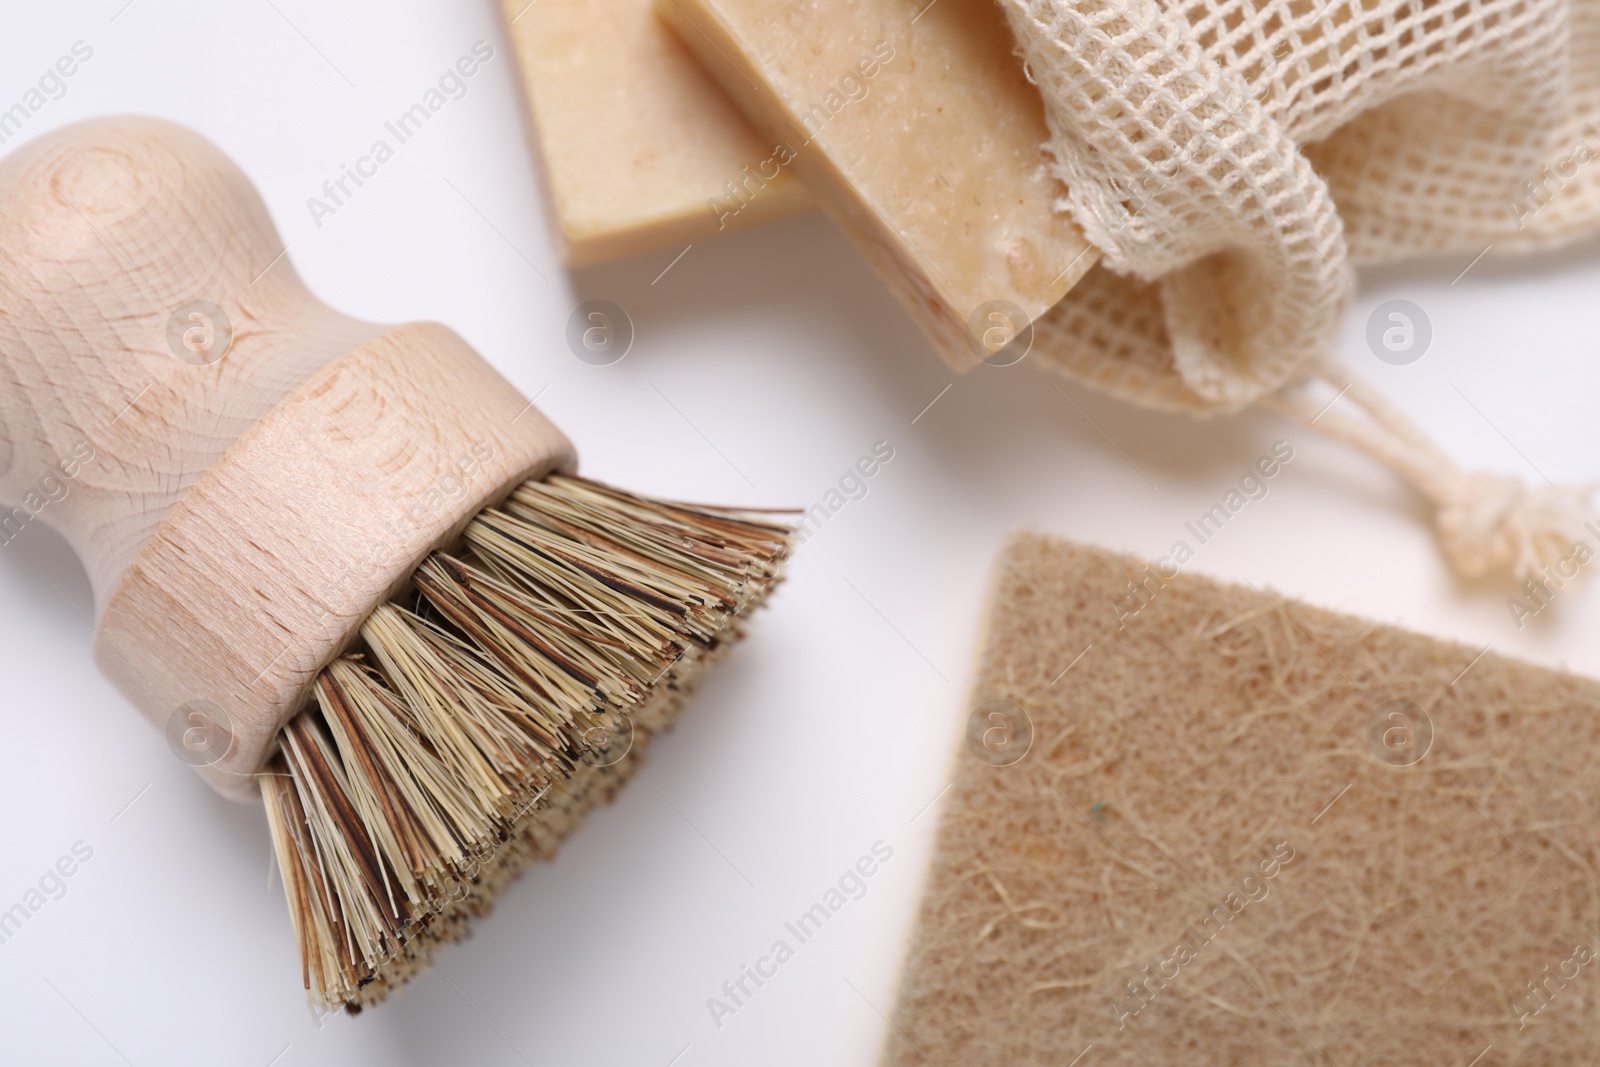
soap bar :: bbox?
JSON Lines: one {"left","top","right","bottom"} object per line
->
{"left": 657, "top": 0, "right": 1097, "bottom": 369}
{"left": 501, "top": 0, "right": 810, "bottom": 266}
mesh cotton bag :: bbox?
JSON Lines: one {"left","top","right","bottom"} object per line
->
{"left": 1002, "top": 0, "right": 1600, "bottom": 576}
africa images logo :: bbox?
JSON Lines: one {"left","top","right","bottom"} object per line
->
{"left": 306, "top": 41, "right": 496, "bottom": 228}
{"left": 705, "top": 841, "right": 894, "bottom": 1029}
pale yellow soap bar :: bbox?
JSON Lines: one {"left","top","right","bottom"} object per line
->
{"left": 502, "top": 0, "right": 810, "bottom": 266}
{"left": 658, "top": 0, "right": 1097, "bottom": 369}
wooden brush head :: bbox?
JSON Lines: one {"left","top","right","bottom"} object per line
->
{"left": 0, "top": 117, "right": 574, "bottom": 799}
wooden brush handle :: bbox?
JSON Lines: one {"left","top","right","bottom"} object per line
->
{"left": 0, "top": 117, "right": 574, "bottom": 800}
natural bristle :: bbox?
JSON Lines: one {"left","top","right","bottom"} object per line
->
{"left": 261, "top": 473, "right": 795, "bottom": 1011}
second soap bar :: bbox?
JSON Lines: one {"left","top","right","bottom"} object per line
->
{"left": 659, "top": 0, "right": 1096, "bottom": 369}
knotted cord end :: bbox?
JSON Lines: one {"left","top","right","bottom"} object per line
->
{"left": 1267, "top": 365, "right": 1598, "bottom": 583}
{"left": 1436, "top": 472, "right": 1598, "bottom": 579}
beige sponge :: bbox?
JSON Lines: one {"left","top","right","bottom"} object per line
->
{"left": 884, "top": 534, "right": 1600, "bottom": 1066}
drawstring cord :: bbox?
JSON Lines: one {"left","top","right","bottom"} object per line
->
{"left": 1262, "top": 358, "right": 1597, "bottom": 578}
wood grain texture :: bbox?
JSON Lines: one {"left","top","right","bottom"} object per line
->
{"left": 0, "top": 117, "right": 574, "bottom": 799}
{"left": 0, "top": 116, "right": 380, "bottom": 597}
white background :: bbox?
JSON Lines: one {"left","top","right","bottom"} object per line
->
{"left": 1, "top": 3, "right": 1597, "bottom": 1065}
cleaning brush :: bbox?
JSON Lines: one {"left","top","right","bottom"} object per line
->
{"left": 0, "top": 116, "right": 795, "bottom": 1012}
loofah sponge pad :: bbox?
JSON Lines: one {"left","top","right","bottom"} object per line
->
{"left": 882, "top": 534, "right": 1600, "bottom": 1066}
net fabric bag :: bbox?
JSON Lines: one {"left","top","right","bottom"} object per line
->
{"left": 1003, "top": 0, "right": 1600, "bottom": 574}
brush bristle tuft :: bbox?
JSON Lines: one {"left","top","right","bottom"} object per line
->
{"left": 261, "top": 473, "right": 794, "bottom": 1011}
